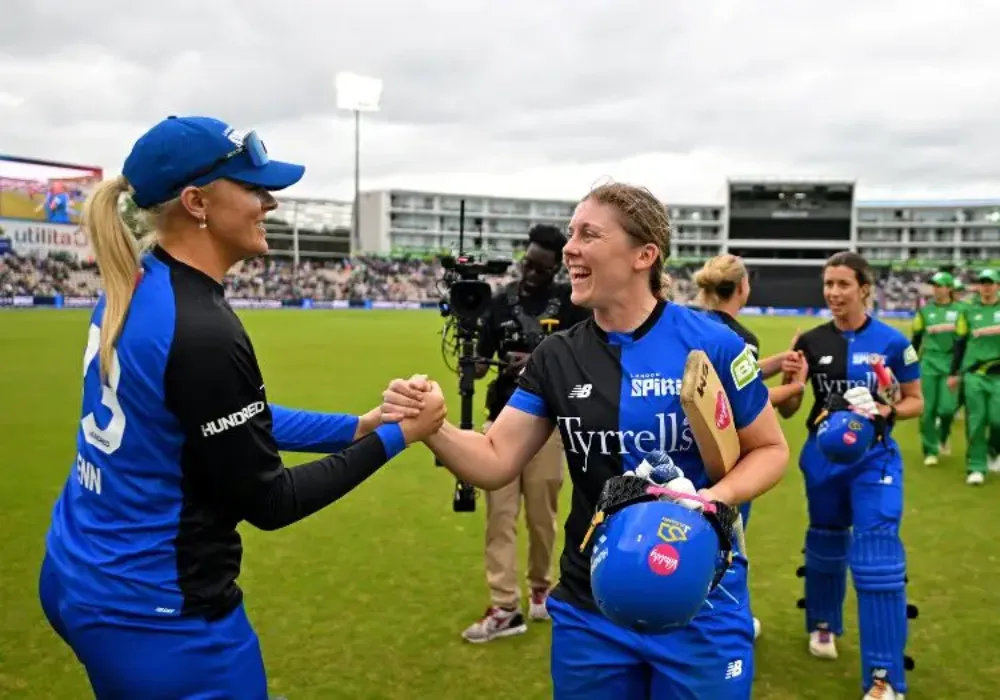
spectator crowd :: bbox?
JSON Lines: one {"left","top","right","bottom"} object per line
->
{"left": 0, "top": 249, "right": 964, "bottom": 311}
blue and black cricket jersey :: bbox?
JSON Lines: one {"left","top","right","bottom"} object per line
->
{"left": 507, "top": 300, "right": 770, "bottom": 613}
{"left": 45, "top": 245, "right": 406, "bottom": 620}
{"left": 793, "top": 316, "right": 921, "bottom": 437}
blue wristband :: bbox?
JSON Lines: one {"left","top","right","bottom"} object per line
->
{"left": 374, "top": 423, "right": 407, "bottom": 460}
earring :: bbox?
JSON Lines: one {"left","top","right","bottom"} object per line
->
{"left": 198, "top": 216, "right": 207, "bottom": 229}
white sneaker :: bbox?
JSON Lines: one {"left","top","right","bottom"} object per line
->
{"left": 461, "top": 606, "right": 528, "bottom": 643}
{"left": 967, "top": 471, "right": 985, "bottom": 486}
{"left": 989, "top": 455, "right": 1000, "bottom": 473}
{"left": 528, "top": 589, "right": 550, "bottom": 622}
{"left": 753, "top": 617, "right": 761, "bottom": 640}
{"left": 939, "top": 440, "right": 951, "bottom": 455}
{"left": 924, "top": 455, "right": 938, "bottom": 466}
{"left": 809, "top": 625, "right": 838, "bottom": 659}
{"left": 863, "top": 669, "right": 903, "bottom": 699}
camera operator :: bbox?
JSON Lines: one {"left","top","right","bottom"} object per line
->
{"left": 460, "top": 224, "right": 591, "bottom": 644}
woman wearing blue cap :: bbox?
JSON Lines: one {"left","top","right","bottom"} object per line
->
{"left": 38, "top": 115, "right": 446, "bottom": 699}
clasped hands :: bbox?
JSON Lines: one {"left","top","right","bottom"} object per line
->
{"left": 378, "top": 374, "right": 448, "bottom": 444}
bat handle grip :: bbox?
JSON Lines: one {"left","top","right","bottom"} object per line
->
{"left": 645, "top": 486, "right": 717, "bottom": 513}
{"left": 871, "top": 359, "right": 892, "bottom": 388}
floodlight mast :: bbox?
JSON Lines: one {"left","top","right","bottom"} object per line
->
{"left": 335, "top": 72, "right": 383, "bottom": 254}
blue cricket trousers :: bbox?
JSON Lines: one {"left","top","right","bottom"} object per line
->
{"left": 547, "top": 594, "right": 754, "bottom": 699}
{"left": 39, "top": 554, "right": 269, "bottom": 699}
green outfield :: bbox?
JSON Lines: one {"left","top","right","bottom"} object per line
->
{"left": 0, "top": 310, "right": 995, "bottom": 699}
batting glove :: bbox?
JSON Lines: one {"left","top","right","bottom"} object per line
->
{"left": 843, "top": 386, "right": 879, "bottom": 418}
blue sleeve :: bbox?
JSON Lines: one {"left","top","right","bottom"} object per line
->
{"left": 269, "top": 404, "right": 360, "bottom": 453}
{"left": 886, "top": 330, "right": 921, "bottom": 384}
{"left": 713, "top": 331, "right": 769, "bottom": 430}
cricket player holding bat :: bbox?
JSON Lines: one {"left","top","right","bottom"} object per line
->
{"left": 382, "top": 181, "right": 790, "bottom": 699}
{"left": 775, "top": 252, "right": 924, "bottom": 700}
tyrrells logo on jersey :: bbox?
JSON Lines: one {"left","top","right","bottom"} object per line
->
{"left": 200, "top": 401, "right": 266, "bottom": 437}
{"left": 630, "top": 373, "right": 684, "bottom": 397}
{"left": 812, "top": 373, "right": 880, "bottom": 395}
{"left": 557, "top": 413, "right": 695, "bottom": 472}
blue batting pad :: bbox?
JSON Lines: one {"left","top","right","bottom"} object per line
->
{"left": 804, "top": 527, "right": 850, "bottom": 636}
{"left": 850, "top": 525, "right": 910, "bottom": 695}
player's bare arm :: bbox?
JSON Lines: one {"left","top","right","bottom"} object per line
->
{"left": 776, "top": 355, "right": 807, "bottom": 418}
{"left": 381, "top": 375, "right": 554, "bottom": 490}
{"left": 768, "top": 351, "right": 808, "bottom": 407}
{"left": 354, "top": 406, "right": 386, "bottom": 440}
{"left": 759, "top": 351, "right": 794, "bottom": 379}
{"left": 426, "top": 408, "right": 554, "bottom": 490}
{"left": 704, "top": 403, "right": 789, "bottom": 507}
{"left": 878, "top": 379, "right": 923, "bottom": 420}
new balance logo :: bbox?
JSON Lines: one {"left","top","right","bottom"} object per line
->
{"left": 568, "top": 384, "right": 592, "bottom": 399}
{"left": 725, "top": 660, "right": 743, "bottom": 680}
{"left": 201, "top": 401, "right": 266, "bottom": 437}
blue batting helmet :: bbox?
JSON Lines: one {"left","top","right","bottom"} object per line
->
{"left": 816, "top": 409, "right": 875, "bottom": 465}
{"left": 589, "top": 499, "right": 726, "bottom": 633}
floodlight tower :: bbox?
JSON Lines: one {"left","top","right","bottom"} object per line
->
{"left": 335, "top": 72, "right": 383, "bottom": 253}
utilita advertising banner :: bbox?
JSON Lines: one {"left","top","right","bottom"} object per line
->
{"left": 0, "top": 219, "right": 93, "bottom": 261}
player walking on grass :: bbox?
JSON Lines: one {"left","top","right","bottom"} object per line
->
{"left": 383, "top": 181, "right": 790, "bottom": 699}
{"left": 939, "top": 276, "right": 970, "bottom": 452}
{"left": 948, "top": 268, "right": 1000, "bottom": 485}
{"left": 775, "top": 251, "right": 923, "bottom": 700}
{"left": 38, "top": 115, "right": 446, "bottom": 700}
{"left": 691, "top": 253, "right": 809, "bottom": 641}
{"left": 910, "top": 271, "right": 961, "bottom": 465}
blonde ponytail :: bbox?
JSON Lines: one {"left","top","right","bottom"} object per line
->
{"left": 82, "top": 175, "right": 141, "bottom": 381}
{"left": 653, "top": 269, "right": 673, "bottom": 301}
{"left": 693, "top": 254, "right": 747, "bottom": 310}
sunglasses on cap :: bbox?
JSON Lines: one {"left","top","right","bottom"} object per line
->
{"left": 163, "top": 130, "right": 270, "bottom": 198}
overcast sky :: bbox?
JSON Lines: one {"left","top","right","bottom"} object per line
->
{"left": 1, "top": 0, "right": 998, "bottom": 205}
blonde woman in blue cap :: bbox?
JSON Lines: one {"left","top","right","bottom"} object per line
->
{"left": 38, "top": 115, "right": 446, "bottom": 698}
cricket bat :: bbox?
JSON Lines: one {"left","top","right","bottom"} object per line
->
{"left": 678, "top": 349, "right": 749, "bottom": 558}
{"left": 870, "top": 356, "right": 900, "bottom": 405}
{"left": 679, "top": 349, "right": 741, "bottom": 484}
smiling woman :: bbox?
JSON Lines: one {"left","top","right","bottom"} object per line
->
{"left": 37, "top": 115, "right": 447, "bottom": 699}
{"left": 380, "top": 179, "right": 790, "bottom": 700}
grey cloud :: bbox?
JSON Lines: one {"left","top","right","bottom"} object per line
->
{"left": 1, "top": 0, "right": 999, "bottom": 201}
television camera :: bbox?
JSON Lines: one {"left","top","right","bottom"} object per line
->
{"left": 436, "top": 201, "right": 512, "bottom": 512}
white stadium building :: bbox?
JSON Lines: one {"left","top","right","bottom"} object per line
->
{"left": 347, "top": 188, "right": 1000, "bottom": 268}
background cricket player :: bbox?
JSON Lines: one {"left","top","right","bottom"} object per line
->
{"left": 461, "top": 224, "right": 589, "bottom": 643}
{"left": 39, "top": 115, "right": 447, "bottom": 699}
{"left": 382, "top": 180, "right": 790, "bottom": 699}
{"left": 940, "top": 276, "right": 969, "bottom": 452}
{"left": 691, "top": 253, "right": 809, "bottom": 640}
{"left": 948, "top": 268, "right": 1000, "bottom": 485}
{"left": 910, "top": 270, "right": 961, "bottom": 465}
{"left": 775, "top": 251, "right": 923, "bottom": 700}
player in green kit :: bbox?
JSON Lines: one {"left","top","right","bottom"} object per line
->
{"left": 911, "top": 271, "right": 962, "bottom": 465}
{"left": 940, "top": 277, "right": 970, "bottom": 453}
{"left": 942, "top": 278, "right": 970, "bottom": 450}
{"left": 949, "top": 268, "right": 1000, "bottom": 485}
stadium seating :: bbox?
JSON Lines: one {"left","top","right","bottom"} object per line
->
{"left": 0, "top": 249, "right": 955, "bottom": 311}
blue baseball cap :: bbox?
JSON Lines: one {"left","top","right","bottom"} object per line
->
{"left": 123, "top": 116, "right": 305, "bottom": 209}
